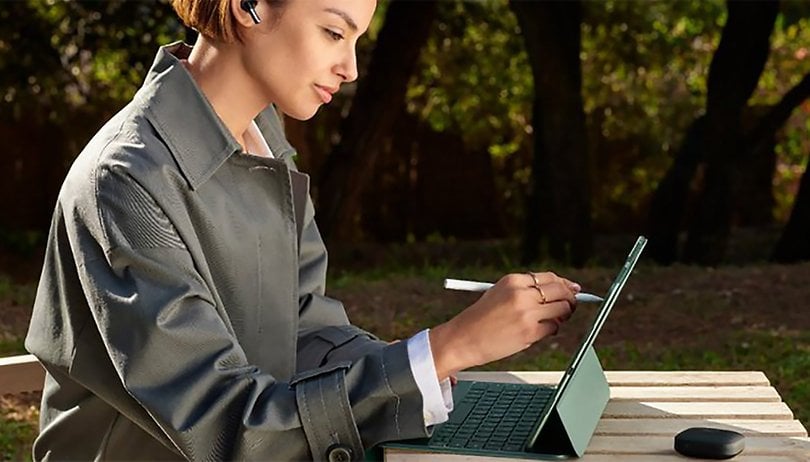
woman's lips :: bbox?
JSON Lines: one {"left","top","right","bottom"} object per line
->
{"left": 314, "top": 85, "right": 334, "bottom": 104}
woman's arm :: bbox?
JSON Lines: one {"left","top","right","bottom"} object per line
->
{"left": 58, "top": 166, "right": 427, "bottom": 460}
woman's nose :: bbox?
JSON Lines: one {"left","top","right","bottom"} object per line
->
{"left": 336, "top": 49, "right": 358, "bottom": 83}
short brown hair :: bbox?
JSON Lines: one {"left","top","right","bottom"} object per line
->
{"left": 171, "top": 0, "right": 285, "bottom": 43}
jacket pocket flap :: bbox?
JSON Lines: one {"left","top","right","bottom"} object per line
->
{"left": 315, "top": 325, "right": 376, "bottom": 347}
{"left": 289, "top": 360, "right": 351, "bottom": 387}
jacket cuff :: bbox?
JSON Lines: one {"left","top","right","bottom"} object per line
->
{"left": 297, "top": 324, "right": 383, "bottom": 372}
{"left": 290, "top": 361, "right": 363, "bottom": 461}
{"left": 379, "top": 342, "right": 430, "bottom": 440}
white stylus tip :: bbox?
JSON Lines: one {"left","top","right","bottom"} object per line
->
{"left": 575, "top": 293, "right": 604, "bottom": 303}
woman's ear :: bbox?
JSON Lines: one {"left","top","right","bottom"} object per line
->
{"left": 230, "top": 0, "right": 262, "bottom": 28}
{"left": 241, "top": 0, "right": 262, "bottom": 24}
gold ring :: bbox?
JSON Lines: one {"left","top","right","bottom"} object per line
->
{"left": 527, "top": 272, "right": 546, "bottom": 303}
{"left": 536, "top": 285, "right": 547, "bottom": 303}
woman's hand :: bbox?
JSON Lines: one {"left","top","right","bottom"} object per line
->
{"left": 429, "top": 272, "right": 578, "bottom": 381}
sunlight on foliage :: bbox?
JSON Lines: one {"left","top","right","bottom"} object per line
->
{"left": 1, "top": 0, "right": 807, "bottom": 234}
{"left": 405, "top": 0, "right": 808, "bottom": 230}
{"left": 0, "top": 0, "right": 182, "bottom": 121}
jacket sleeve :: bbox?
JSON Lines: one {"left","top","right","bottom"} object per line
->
{"left": 287, "top": 158, "right": 391, "bottom": 373}
{"left": 68, "top": 166, "right": 428, "bottom": 461}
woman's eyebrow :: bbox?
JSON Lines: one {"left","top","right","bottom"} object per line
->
{"left": 323, "top": 7, "right": 358, "bottom": 32}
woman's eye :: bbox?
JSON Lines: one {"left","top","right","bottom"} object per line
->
{"left": 323, "top": 28, "right": 344, "bottom": 41}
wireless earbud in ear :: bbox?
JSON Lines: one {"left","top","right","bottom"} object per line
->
{"left": 240, "top": 0, "right": 262, "bottom": 24}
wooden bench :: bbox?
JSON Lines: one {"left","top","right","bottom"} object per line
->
{"left": 0, "top": 354, "right": 45, "bottom": 395}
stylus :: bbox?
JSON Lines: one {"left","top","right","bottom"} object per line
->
{"left": 443, "top": 278, "right": 605, "bottom": 303}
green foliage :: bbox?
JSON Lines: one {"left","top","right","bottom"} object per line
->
{"left": 577, "top": 1, "right": 727, "bottom": 229}
{"left": 0, "top": 0, "right": 807, "bottom": 238}
{"left": 407, "top": 0, "right": 809, "bottom": 231}
{"left": 0, "top": 0, "right": 183, "bottom": 124}
{"left": 760, "top": 12, "right": 810, "bottom": 220}
{"left": 407, "top": 0, "right": 534, "bottom": 223}
{"left": 409, "top": 1, "right": 532, "bottom": 148}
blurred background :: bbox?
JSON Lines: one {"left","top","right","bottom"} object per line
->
{"left": 1, "top": 0, "right": 809, "bottom": 267}
{"left": 1, "top": 0, "right": 809, "bottom": 459}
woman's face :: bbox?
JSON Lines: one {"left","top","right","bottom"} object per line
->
{"left": 239, "top": 0, "right": 376, "bottom": 120}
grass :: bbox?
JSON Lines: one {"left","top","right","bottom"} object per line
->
{"left": 0, "top": 335, "right": 36, "bottom": 461}
{"left": 0, "top": 397, "right": 37, "bottom": 462}
{"left": 0, "top": 276, "right": 36, "bottom": 308}
{"left": 0, "top": 274, "right": 37, "bottom": 462}
{"left": 0, "top": 338, "right": 25, "bottom": 357}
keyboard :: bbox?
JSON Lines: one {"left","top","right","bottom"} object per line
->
{"left": 428, "top": 382, "right": 554, "bottom": 452}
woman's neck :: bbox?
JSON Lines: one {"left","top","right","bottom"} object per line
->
{"left": 183, "top": 37, "right": 268, "bottom": 151}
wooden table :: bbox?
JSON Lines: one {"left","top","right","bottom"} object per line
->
{"left": 384, "top": 371, "right": 810, "bottom": 461}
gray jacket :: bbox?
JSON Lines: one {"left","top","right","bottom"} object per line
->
{"left": 25, "top": 42, "right": 428, "bottom": 461}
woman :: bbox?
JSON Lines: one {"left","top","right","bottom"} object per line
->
{"left": 25, "top": 0, "right": 580, "bottom": 460}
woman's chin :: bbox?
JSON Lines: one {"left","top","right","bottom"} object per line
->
{"left": 278, "top": 103, "right": 320, "bottom": 121}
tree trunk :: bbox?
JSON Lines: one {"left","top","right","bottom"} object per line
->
{"left": 772, "top": 162, "right": 810, "bottom": 262}
{"left": 683, "top": 0, "right": 779, "bottom": 264}
{"left": 511, "top": 0, "right": 592, "bottom": 266}
{"left": 646, "top": 117, "right": 706, "bottom": 264}
{"left": 316, "top": 0, "right": 438, "bottom": 243}
{"left": 734, "top": 137, "right": 777, "bottom": 226}
{"left": 649, "top": 68, "right": 810, "bottom": 263}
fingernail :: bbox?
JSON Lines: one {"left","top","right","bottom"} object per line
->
{"left": 571, "top": 282, "right": 581, "bottom": 293}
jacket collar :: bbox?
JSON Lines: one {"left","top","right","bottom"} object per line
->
{"left": 139, "top": 42, "right": 295, "bottom": 190}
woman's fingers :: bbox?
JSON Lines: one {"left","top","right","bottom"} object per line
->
{"left": 534, "top": 320, "right": 560, "bottom": 340}
{"left": 535, "top": 300, "right": 572, "bottom": 323}
{"left": 526, "top": 272, "right": 562, "bottom": 286}
{"left": 563, "top": 278, "right": 582, "bottom": 293}
{"left": 532, "top": 281, "right": 576, "bottom": 305}
{"left": 526, "top": 271, "right": 582, "bottom": 294}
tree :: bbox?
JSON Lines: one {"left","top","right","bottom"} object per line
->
{"left": 511, "top": 0, "right": 592, "bottom": 265}
{"left": 648, "top": 0, "right": 780, "bottom": 264}
{"left": 0, "top": 1, "right": 180, "bottom": 243}
{"left": 770, "top": 71, "right": 810, "bottom": 262}
{"left": 646, "top": 116, "right": 706, "bottom": 264}
{"left": 683, "top": 0, "right": 780, "bottom": 264}
{"left": 773, "top": 151, "right": 810, "bottom": 262}
{"left": 316, "top": 0, "right": 438, "bottom": 243}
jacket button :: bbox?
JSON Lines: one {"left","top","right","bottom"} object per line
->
{"left": 326, "top": 444, "right": 353, "bottom": 462}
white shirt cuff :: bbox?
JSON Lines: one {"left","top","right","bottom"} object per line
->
{"left": 406, "top": 329, "right": 454, "bottom": 427}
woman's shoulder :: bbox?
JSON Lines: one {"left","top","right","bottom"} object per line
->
{"left": 90, "top": 99, "right": 178, "bottom": 171}
{"left": 60, "top": 100, "right": 186, "bottom": 212}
